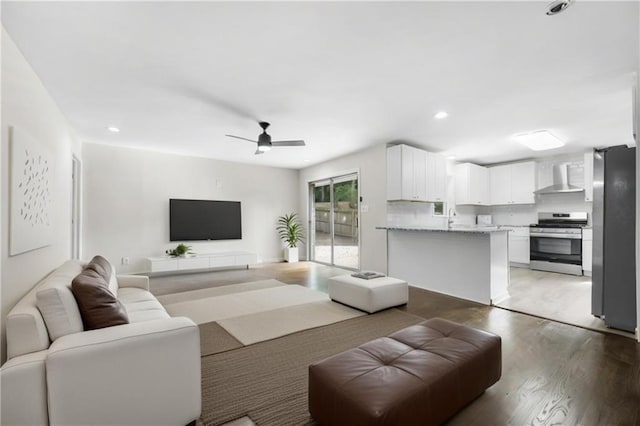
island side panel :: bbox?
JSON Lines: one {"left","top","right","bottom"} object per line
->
{"left": 489, "top": 231, "right": 510, "bottom": 304}
{"left": 387, "top": 230, "right": 492, "bottom": 304}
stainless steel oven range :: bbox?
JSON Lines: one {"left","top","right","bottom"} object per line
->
{"left": 529, "top": 212, "right": 587, "bottom": 276}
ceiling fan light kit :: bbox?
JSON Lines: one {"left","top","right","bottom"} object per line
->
{"left": 226, "top": 121, "right": 305, "bottom": 155}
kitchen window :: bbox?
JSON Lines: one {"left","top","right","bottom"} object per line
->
{"left": 433, "top": 202, "right": 445, "bottom": 216}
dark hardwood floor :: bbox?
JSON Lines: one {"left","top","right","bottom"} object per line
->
{"left": 150, "top": 262, "right": 640, "bottom": 425}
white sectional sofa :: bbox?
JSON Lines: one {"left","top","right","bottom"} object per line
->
{"left": 1, "top": 259, "right": 201, "bottom": 426}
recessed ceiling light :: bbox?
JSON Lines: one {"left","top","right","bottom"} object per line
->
{"left": 447, "top": 155, "right": 456, "bottom": 160}
{"left": 107, "top": 126, "right": 120, "bottom": 133}
{"left": 513, "top": 130, "right": 565, "bottom": 151}
{"left": 303, "top": 159, "right": 311, "bottom": 163}
{"left": 434, "top": 111, "right": 449, "bottom": 120}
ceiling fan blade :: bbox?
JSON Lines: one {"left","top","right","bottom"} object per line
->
{"left": 254, "top": 149, "right": 265, "bottom": 155}
{"left": 226, "top": 134, "right": 257, "bottom": 143}
{"left": 271, "top": 140, "right": 306, "bottom": 147}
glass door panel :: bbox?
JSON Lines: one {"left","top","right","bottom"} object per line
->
{"left": 309, "top": 174, "right": 359, "bottom": 270}
{"left": 311, "top": 181, "right": 332, "bottom": 265}
{"left": 332, "top": 176, "right": 359, "bottom": 269}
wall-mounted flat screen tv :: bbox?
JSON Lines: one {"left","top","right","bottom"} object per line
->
{"left": 170, "top": 199, "right": 242, "bottom": 241}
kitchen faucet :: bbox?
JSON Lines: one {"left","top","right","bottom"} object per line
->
{"left": 447, "top": 208, "right": 456, "bottom": 228}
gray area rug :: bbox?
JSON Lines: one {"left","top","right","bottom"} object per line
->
{"left": 200, "top": 308, "right": 424, "bottom": 426}
{"left": 199, "top": 322, "right": 244, "bottom": 356}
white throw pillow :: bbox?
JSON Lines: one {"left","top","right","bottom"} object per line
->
{"left": 36, "top": 286, "right": 84, "bottom": 341}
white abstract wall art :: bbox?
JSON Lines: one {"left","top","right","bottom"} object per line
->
{"left": 9, "top": 126, "right": 54, "bottom": 255}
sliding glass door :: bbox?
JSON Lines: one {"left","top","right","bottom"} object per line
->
{"left": 311, "top": 180, "right": 332, "bottom": 264}
{"left": 309, "top": 173, "right": 359, "bottom": 269}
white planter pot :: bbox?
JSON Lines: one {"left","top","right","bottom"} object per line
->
{"left": 284, "top": 247, "right": 299, "bottom": 263}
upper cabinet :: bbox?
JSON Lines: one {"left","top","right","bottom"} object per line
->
{"left": 489, "top": 161, "right": 535, "bottom": 205}
{"left": 387, "top": 145, "right": 447, "bottom": 202}
{"left": 387, "top": 145, "right": 426, "bottom": 201}
{"left": 584, "top": 151, "right": 594, "bottom": 202}
{"left": 427, "top": 152, "right": 447, "bottom": 202}
{"left": 455, "top": 163, "right": 489, "bottom": 205}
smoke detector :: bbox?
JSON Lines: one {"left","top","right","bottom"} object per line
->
{"left": 546, "top": 0, "right": 574, "bottom": 15}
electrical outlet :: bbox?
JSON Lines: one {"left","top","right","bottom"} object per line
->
{"left": 361, "top": 204, "right": 369, "bottom": 213}
{"left": 121, "top": 257, "right": 130, "bottom": 265}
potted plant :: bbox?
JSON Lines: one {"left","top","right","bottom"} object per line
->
{"left": 277, "top": 212, "right": 305, "bottom": 263}
{"left": 166, "top": 243, "right": 194, "bottom": 257}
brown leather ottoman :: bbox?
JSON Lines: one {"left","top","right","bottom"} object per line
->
{"left": 308, "top": 318, "right": 501, "bottom": 426}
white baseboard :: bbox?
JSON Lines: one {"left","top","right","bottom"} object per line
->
{"left": 260, "top": 258, "right": 285, "bottom": 263}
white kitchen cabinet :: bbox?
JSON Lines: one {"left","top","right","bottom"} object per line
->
{"left": 488, "top": 161, "right": 535, "bottom": 205}
{"left": 427, "top": 152, "right": 447, "bottom": 202}
{"left": 502, "top": 226, "right": 530, "bottom": 265}
{"left": 510, "top": 162, "right": 536, "bottom": 204}
{"left": 387, "top": 144, "right": 427, "bottom": 201}
{"left": 582, "top": 228, "right": 593, "bottom": 276}
{"left": 489, "top": 165, "right": 511, "bottom": 205}
{"left": 584, "top": 151, "right": 594, "bottom": 202}
{"left": 455, "top": 163, "right": 489, "bottom": 205}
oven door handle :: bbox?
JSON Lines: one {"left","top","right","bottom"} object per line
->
{"left": 530, "top": 232, "right": 581, "bottom": 239}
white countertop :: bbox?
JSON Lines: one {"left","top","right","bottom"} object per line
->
{"left": 377, "top": 225, "right": 509, "bottom": 234}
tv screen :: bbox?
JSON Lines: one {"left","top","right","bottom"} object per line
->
{"left": 170, "top": 199, "right": 242, "bottom": 241}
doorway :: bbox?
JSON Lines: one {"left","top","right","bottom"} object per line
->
{"left": 309, "top": 173, "right": 359, "bottom": 270}
{"left": 71, "top": 155, "right": 81, "bottom": 260}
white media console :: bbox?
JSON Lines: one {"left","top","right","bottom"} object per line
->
{"left": 145, "top": 251, "right": 258, "bottom": 273}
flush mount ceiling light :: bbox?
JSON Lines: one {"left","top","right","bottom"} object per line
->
{"left": 513, "top": 130, "right": 565, "bottom": 151}
{"left": 107, "top": 126, "right": 120, "bottom": 133}
{"left": 546, "top": 0, "right": 574, "bottom": 16}
{"left": 434, "top": 111, "right": 449, "bottom": 120}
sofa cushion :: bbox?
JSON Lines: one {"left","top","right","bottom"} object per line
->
{"left": 118, "top": 287, "right": 158, "bottom": 304}
{"left": 127, "top": 309, "right": 170, "bottom": 323}
{"left": 36, "top": 283, "right": 84, "bottom": 341}
{"left": 119, "top": 287, "right": 170, "bottom": 323}
{"left": 7, "top": 260, "right": 85, "bottom": 360}
{"left": 72, "top": 269, "right": 129, "bottom": 330}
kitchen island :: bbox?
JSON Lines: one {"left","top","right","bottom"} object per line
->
{"left": 377, "top": 226, "right": 510, "bottom": 305}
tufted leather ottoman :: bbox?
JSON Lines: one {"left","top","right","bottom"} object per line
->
{"left": 308, "top": 318, "right": 501, "bottom": 426}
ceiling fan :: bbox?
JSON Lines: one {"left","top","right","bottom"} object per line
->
{"left": 226, "top": 122, "right": 306, "bottom": 155}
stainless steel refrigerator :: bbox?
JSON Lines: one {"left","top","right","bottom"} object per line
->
{"left": 591, "top": 145, "right": 637, "bottom": 332}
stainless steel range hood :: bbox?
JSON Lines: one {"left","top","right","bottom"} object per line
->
{"left": 534, "top": 163, "right": 584, "bottom": 194}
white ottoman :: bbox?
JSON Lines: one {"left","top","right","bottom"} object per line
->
{"left": 328, "top": 274, "right": 408, "bottom": 313}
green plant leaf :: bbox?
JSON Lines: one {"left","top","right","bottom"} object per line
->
{"left": 276, "top": 212, "right": 305, "bottom": 248}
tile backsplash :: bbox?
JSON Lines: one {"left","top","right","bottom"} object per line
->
{"left": 386, "top": 202, "right": 447, "bottom": 228}
{"left": 482, "top": 191, "right": 592, "bottom": 226}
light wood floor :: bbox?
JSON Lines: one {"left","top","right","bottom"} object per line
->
{"left": 151, "top": 262, "right": 640, "bottom": 425}
{"left": 497, "top": 267, "right": 635, "bottom": 338}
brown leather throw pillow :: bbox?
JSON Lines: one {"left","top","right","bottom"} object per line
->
{"left": 71, "top": 269, "right": 129, "bottom": 330}
{"left": 85, "top": 255, "right": 113, "bottom": 284}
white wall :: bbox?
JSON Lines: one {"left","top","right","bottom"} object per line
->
{"left": 82, "top": 143, "right": 299, "bottom": 273}
{"left": 298, "top": 144, "right": 387, "bottom": 273}
{"left": 1, "top": 29, "right": 81, "bottom": 362}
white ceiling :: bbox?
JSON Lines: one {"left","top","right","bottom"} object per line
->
{"left": 2, "top": 1, "right": 638, "bottom": 169}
